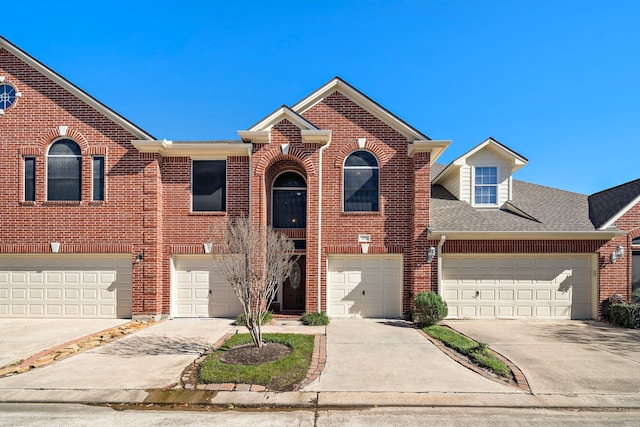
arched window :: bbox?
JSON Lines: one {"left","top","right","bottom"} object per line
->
{"left": 344, "top": 150, "right": 379, "bottom": 212}
{"left": 272, "top": 171, "right": 306, "bottom": 228}
{"left": 47, "top": 139, "right": 82, "bottom": 201}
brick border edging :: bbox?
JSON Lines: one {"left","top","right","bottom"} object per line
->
{"left": 417, "top": 328, "right": 531, "bottom": 393}
{"left": 184, "top": 332, "right": 326, "bottom": 392}
{"left": 0, "top": 320, "right": 156, "bottom": 377}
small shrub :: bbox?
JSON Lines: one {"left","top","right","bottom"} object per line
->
{"left": 234, "top": 310, "right": 273, "bottom": 326}
{"left": 412, "top": 291, "right": 448, "bottom": 327}
{"left": 609, "top": 303, "right": 640, "bottom": 329}
{"left": 302, "top": 311, "right": 330, "bottom": 326}
{"left": 632, "top": 289, "right": 640, "bottom": 304}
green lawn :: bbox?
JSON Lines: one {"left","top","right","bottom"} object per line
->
{"left": 198, "top": 333, "right": 314, "bottom": 391}
{"left": 423, "top": 325, "right": 511, "bottom": 378}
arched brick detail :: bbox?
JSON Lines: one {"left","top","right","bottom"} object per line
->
{"left": 38, "top": 127, "right": 89, "bottom": 153}
{"left": 629, "top": 228, "right": 640, "bottom": 241}
{"left": 333, "top": 141, "right": 389, "bottom": 167}
{"left": 254, "top": 146, "right": 316, "bottom": 177}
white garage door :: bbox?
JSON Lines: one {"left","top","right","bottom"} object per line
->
{"left": 173, "top": 256, "right": 243, "bottom": 318}
{"left": 442, "top": 255, "right": 594, "bottom": 320}
{"left": 327, "top": 255, "right": 402, "bottom": 318}
{"left": 0, "top": 255, "right": 132, "bottom": 318}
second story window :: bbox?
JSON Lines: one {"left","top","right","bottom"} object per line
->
{"left": 474, "top": 166, "right": 498, "bottom": 205}
{"left": 344, "top": 150, "right": 379, "bottom": 212}
{"left": 93, "top": 157, "right": 105, "bottom": 201}
{"left": 47, "top": 139, "right": 82, "bottom": 201}
{"left": 24, "top": 157, "right": 35, "bottom": 202}
{"left": 192, "top": 160, "right": 226, "bottom": 212}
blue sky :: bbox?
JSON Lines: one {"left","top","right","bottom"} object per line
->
{"left": 3, "top": 1, "right": 639, "bottom": 195}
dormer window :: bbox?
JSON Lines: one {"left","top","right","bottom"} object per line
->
{"left": 474, "top": 166, "right": 498, "bottom": 205}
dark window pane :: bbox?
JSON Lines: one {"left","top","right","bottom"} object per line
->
{"left": 344, "top": 168, "right": 379, "bottom": 211}
{"left": 93, "top": 157, "right": 104, "bottom": 201}
{"left": 48, "top": 156, "right": 81, "bottom": 201}
{"left": 273, "top": 189, "right": 306, "bottom": 228}
{"left": 274, "top": 171, "right": 306, "bottom": 188}
{"left": 293, "top": 240, "right": 306, "bottom": 250}
{"left": 49, "top": 139, "right": 82, "bottom": 156}
{"left": 632, "top": 237, "right": 640, "bottom": 246}
{"left": 192, "top": 160, "right": 226, "bottom": 212}
{"left": 345, "top": 151, "right": 378, "bottom": 167}
{"left": 24, "top": 157, "right": 35, "bottom": 202}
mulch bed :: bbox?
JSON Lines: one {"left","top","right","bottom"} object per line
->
{"left": 219, "top": 342, "right": 291, "bottom": 365}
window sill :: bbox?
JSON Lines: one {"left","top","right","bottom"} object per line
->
{"left": 189, "top": 211, "right": 227, "bottom": 216}
{"left": 342, "top": 211, "right": 382, "bottom": 216}
{"left": 42, "top": 201, "right": 82, "bottom": 206}
{"left": 19, "top": 201, "right": 36, "bottom": 206}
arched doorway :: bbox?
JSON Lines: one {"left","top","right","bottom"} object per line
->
{"left": 272, "top": 171, "right": 306, "bottom": 310}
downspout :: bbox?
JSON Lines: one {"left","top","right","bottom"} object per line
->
{"left": 437, "top": 235, "right": 446, "bottom": 296}
{"left": 318, "top": 138, "right": 331, "bottom": 312}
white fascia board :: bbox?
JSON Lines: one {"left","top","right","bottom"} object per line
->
{"left": 1, "top": 38, "right": 155, "bottom": 141}
{"left": 248, "top": 106, "right": 318, "bottom": 132}
{"left": 428, "top": 230, "right": 624, "bottom": 240}
{"left": 237, "top": 131, "right": 270, "bottom": 143}
{"left": 600, "top": 194, "right": 640, "bottom": 230}
{"left": 408, "top": 140, "right": 451, "bottom": 164}
{"left": 292, "top": 78, "right": 429, "bottom": 141}
{"left": 301, "top": 129, "right": 332, "bottom": 145}
{"left": 132, "top": 140, "right": 251, "bottom": 158}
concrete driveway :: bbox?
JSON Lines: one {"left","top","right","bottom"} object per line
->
{"left": 303, "top": 319, "right": 518, "bottom": 393}
{"left": 0, "top": 319, "right": 128, "bottom": 367}
{"left": 446, "top": 320, "right": 640, "bottom": 396}
{"left": 0, "top": 318, "right": 234, "bottom": 391}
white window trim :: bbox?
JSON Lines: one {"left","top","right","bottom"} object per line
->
{"left": 471, "top": 165, "right": 499, "bottom": 208}
{"left": 190, "top": 158, "right": 228, "bottom": 213}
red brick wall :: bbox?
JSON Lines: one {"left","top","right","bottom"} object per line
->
{"left": 0, "top": 49, "right": 157, "bottom": 315}
{"left": 597, "top": 202, "right": 640, "bottom": 311}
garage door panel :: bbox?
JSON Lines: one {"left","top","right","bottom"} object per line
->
{"left": 327, "top": 255, "right": 401, "bottom": 318}
{"left": 443, "top": 255, "right": 593, "bottom": 320}
{"left": 0, "top": 255, "right": 132, "bottom": 319}
{"left": 174, "top": 256, "right": 243, "bottom": 318}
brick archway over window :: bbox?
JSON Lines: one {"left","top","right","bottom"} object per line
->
{"left": 38, "top": 127, "right": 89, "bottom": 153}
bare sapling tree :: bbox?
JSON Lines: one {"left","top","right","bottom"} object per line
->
{"left": 215, "top": 216, "right": 297, "bottom": 347}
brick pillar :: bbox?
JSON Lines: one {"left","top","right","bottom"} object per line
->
{"left": 133, "top": 153, "right": 164, "bottom": 318}
{"left": 409, "top": 151, "right": 432, "bottom": 311}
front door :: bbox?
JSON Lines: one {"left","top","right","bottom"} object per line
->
{"left": 283, "top": 256, "right": 305, "bottom": 310}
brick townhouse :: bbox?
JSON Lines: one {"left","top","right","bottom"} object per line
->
{"left": 1, "top": 36, "right": 637, "bottom": 320}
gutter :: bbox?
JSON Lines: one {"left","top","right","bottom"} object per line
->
{"left": 428, "top": 230, "right": 623, "bottom": 240}
{"left": 317, "top": 138, "right": 331, "bottom": 313}
{"left": 436, "top": 235, "right": 446, "bottom": 296}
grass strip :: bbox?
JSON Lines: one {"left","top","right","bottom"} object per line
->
{"left": 198, "top": 333, "right": 314, "bottom": 391}
{"left": 423, "top": 325, "right": 511, "bottom": 378}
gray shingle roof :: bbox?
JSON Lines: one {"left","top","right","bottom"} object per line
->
{"left": 430, "top": 177, "right": 597, "bottom": 233}
{"left": 588, "top": 179, "right": 640, "bottom": 229}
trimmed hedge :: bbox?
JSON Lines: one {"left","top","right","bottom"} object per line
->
{"left": 412, "top": 291, "right": 448, "bottom": 327}
{"left": 609, "top": 303, "right": 640, "bottom": 329}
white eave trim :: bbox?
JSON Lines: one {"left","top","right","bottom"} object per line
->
{"left": 237, "top": 131, "right": 270, "bottom": 143}
{"left": 428, "top": 230, "right": 624, "bottom": 240}
{"left": 247, "top": 106, "right": 319, "bottom": 132}
{"left": 1, "top": 37, "right": 155, "bottom": 141}
{"left": 132, "top": 140, "right": 251, "bottom": 158}
{"left": 600, "top": 194, "right": 640, "bottom": 230}
{"left": 408, "top": 140, "right": 451, "bottom": 164}
{"left": 291, "top": 77, "right": 429, "bottom": 141}
{"left": 301, "top": 129, "right": 332, "bottom": 145}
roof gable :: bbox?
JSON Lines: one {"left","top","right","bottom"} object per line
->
{"left": 589, "top": 179, "right": 640, "bottom": 229}
{"left": 433, "top": 137, "right": 528, "bottom": 184}
{"left": 292, "top": 77, "right": 429, "bottom": 142}
{"left": 0, "top": 36, "right": 155, "bottom": 140}
{"left": 238, "top": 105, "right": 331, "bottom": 144}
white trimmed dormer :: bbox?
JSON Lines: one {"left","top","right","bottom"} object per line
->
{"left": 433, "top": 137, "right": 527, "bottom": 208}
